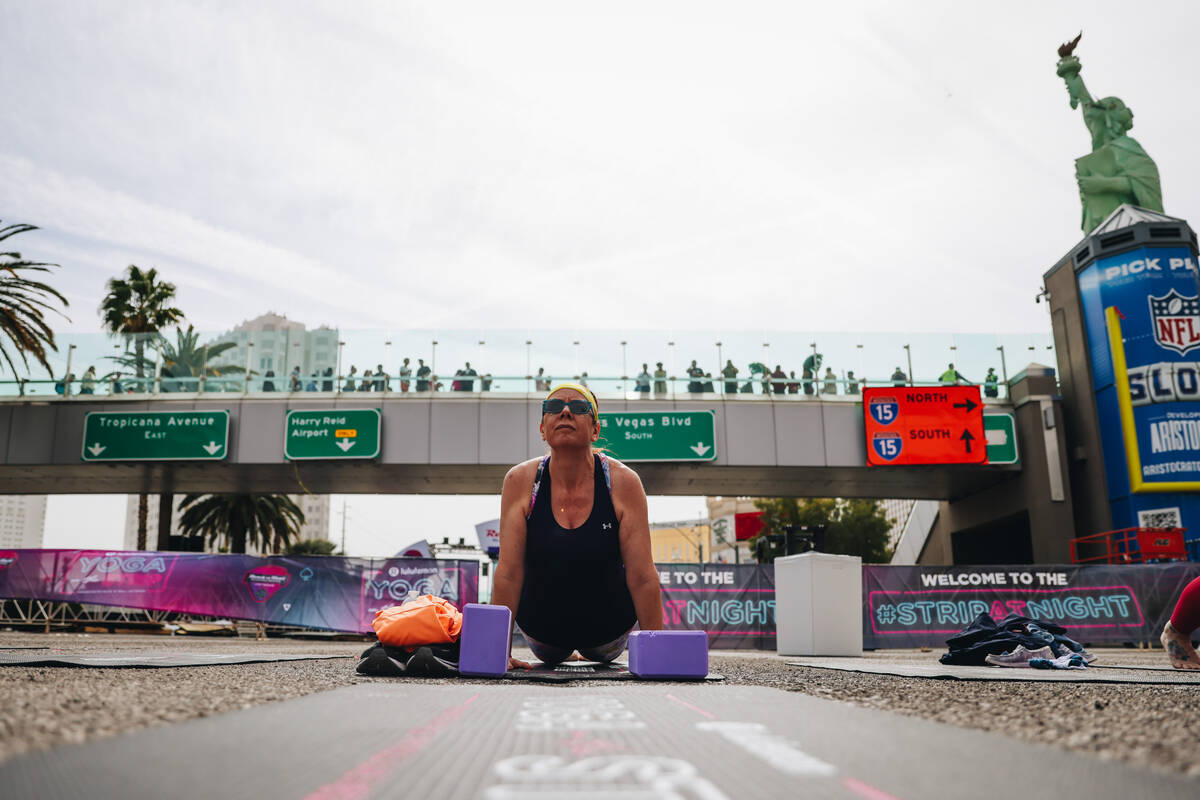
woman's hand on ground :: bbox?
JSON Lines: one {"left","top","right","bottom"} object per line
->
{"left": 508, "top": 656, "right": 534, "bottom": 670}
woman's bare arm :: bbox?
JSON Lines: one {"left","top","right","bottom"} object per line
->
{"left": 491, "top": 460, "right": 537, "bottom": 667}
{"left": 612, "top": 462, "right": 664, "bottom": 631}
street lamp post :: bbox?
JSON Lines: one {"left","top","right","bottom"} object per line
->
{"left": 763, "top": 342, "right": 770, "bottom": 394}
{"left": 620, "top": 340, "right": 627, "bottom": 393}
{"left": 903, "top": 343, "right": 914, "bottom": 387}
{"left": 668, "top": 340, "right": 676, "bottom": 397}
{"left": 336, "top": 340, "right": 345, "bottom": 393}
{"left": 477, "top": 340, "right": 485, "bottom": 393}
{"left": 63, "top": 343, "right": 76, "bottom": 397}
{"left": 291, "top": 340, "right": 301, "bottom": 392}
{"left": 997, "top": 345, "right": 1009, "bottom": 397}
{"left": 715, "top": 341, "right": 722, "bottom": 394}
{"left": 111, "top": 343, "right": 121, "bottom": 394}
{"left": 810, "top": 342, "right": 817, "bottom": 395}
{"left": 238, "top": 341, "right": 250, "bottom": 395}
{"left": 525, "top": 339, "right": 532, "bottom": 392}
{"left": 384, "top": 339, "right": 392, "bottom": 393}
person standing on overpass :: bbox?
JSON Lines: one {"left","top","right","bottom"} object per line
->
{"left": 492, "top": 382, "right": 663, "bottom": 668}
{"left": 940, "top": 363, "right": 968, "bottom": 385}
{"left": 721, "top": 360, "right": 739, "bottom": 394}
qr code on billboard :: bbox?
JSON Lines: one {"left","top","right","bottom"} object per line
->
{"left": 1138, "top": 507, "right": 1181, "bottom": 529}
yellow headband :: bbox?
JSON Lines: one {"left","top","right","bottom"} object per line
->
{"left": 546, "top": 382, "right": 599, "bottom": 419}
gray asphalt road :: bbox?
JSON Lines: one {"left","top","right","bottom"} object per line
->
{"left": 6, "top": 683, "right": 1197, "bottom": 800}
{"left": 1, "top": 632, "right": 1196, "bottom": 780}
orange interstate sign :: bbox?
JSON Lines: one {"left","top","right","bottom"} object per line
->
{"left": 863, "top": 386, "right": 987, "bottom": 466}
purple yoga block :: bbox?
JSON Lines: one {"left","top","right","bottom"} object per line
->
{"left": 628, "top": 630, "right": 709, "bottom": 679}
{"left": 459, "top": 604, "right": 512, "bottom": 677}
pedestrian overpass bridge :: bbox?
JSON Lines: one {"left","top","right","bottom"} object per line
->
{"left": 0, "top": 391, "right": 1022, "bottom": 499}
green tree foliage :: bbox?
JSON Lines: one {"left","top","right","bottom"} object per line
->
{"left": 0, "top": 222, "right": 69, "bottom": 380}
{"left": 751, "top": 497, "right": 893, "bottom": 563}
{"left": 107, "top": 325, "right": 243, "bottom": 392}
{"left": 286, "top": 538, "right": 338, "bottom": 556}
{"left": 99, "top": 265, "right": 184, "bottom": 549}
{"left": 99, "top": 265, "right": 184, "bottom": 380}
{"left": 176, "top": 494, "right": 305, "bottom": 555}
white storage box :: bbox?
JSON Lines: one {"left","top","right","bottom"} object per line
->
{"left": 775, "top": 552, "right": 863, "bottom": 657}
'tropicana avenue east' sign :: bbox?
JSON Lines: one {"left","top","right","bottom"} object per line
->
{"left": 863, "top": 386, "right": 986, "bottom": 466}
{"left": 82, "top": 411, "right": 230, "bottom": 461}
{"left": 597, "top": 411, "right": 717, "bottom": 462}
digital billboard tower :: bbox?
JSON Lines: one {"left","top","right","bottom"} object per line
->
{"left": 1045, "top": 206, "right": 1200, "bottom": 538}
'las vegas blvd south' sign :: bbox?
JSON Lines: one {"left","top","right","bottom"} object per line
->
{"left": 863, "top": 386, "right": 986, "bottom": 466}
{"left": 596, "top": 411, "right": 717, "bottom": 462}
{"left": 82, "top": 411, "right": 230, "bottom": 461}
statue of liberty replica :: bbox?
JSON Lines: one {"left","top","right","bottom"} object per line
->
{"left": 1056, "top": 33, "right": 1163, "bottom": 233}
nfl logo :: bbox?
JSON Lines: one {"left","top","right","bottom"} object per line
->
{"left": 872, "top": 432, "right": 902, "bottom": 461}
{"left": 1149, "top": 290, "right": 1200, "bottom": 355}
{"left": 869, "top": 396, "right": 899, "bottom": 426}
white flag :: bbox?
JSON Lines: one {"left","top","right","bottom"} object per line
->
{"left": 475, "top": 518, "right": 501, "bottom": 555}
{"left": 394, "top": 539, "right": 431, "bottom": 558}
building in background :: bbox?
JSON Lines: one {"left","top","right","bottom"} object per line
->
{"left": 207, "top": 312, "right": 339, "bottom": 386}
{"left": 122, "top": 493, "right": 331, "bottom": 553}
{"left": 650, "top": 519, "right": 710, "bottom": 563}
{"left": 0, "top": 496, "right": 47, "bottom": 549}
{"left": 878, "top": 498, "right": 917, "bottom": 550}
{"left": 706, "top": 496, "right": 757, "bottom": 563}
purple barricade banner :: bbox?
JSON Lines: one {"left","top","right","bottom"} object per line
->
{"left": 19, "top": 554, "right": 1193, "bottom": 650}
{"left": 0, "top": 549, "right": 478, "bottom": 634}
{"left": 863, "top": 563, "right": 1200, "bottom": 649}
{"left": 658, "top": 564, "right": 776, "bottom": 649}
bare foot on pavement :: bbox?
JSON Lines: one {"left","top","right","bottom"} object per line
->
{"left": 1161, "top": 622, "right": 1200, "bottom": 669}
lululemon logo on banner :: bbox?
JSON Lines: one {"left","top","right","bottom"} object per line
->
{"left": 243, "top": 565, "right": 290, "bottom": 602}
{"left": 0, "top": 550, "right": 16, "bottom": 571}
{"left": 1149, "top": 290, "right": 1200, "bottom": 355}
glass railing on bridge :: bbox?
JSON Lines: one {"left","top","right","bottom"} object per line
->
{"left": 0, "top": 329, "right": 1058, "bottom": 401}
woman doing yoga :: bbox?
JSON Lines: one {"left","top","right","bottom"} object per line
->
{"left": 491, "top": 383, "right": 663, "bottom": 668}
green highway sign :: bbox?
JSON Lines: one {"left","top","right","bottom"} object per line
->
{"left": 285, "top": 409, "right": 381, "bottom": 460}
{"left": 597, "top": 411, "right": 717, "bottom": 462}
{"left": 984, "top": 413, "right": 1019, "bottom": 465}
{"left": 82, "top": 411, "right": 230, "bottom": 462}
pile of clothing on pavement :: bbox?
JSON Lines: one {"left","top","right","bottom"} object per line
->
{"left": 940, "top": 612, "right": 1095, "bottom": 670}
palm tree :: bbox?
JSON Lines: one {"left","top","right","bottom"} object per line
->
{"left": 108, "top": 325, "right": 243, "bottom": 392}
{"left": 99, "top": 265, "right": 184, "bottom": 385}
{"left": 0, "top": 222, "right": 70, "bottom": 384}
{"left": 99, "top": 265, "right": 184, "bottom": 550}
{"left": 161, "top": 325, "right": 243, "bottom": 391}
{"left": 176, "top": 494, "right": 306, "bottom": 555}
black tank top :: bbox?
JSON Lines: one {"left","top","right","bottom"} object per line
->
{"left": 517, "top": 454, "right": 638, "bottom": 648}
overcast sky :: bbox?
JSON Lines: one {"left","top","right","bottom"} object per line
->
{"left": 9, "top": 2, "right": 1200, "bottom": 554}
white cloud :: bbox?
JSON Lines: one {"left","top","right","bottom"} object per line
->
{"left": 12, "top": 1, "right": 1193, "bottom": 337}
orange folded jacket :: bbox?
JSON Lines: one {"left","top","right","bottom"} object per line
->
{"left": 372, "top": 594, "right": 464, "bottom": 648}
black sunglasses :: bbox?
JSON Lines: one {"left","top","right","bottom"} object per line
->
{"left": 542, "top": 398, "right": 594, "bottom": 416}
